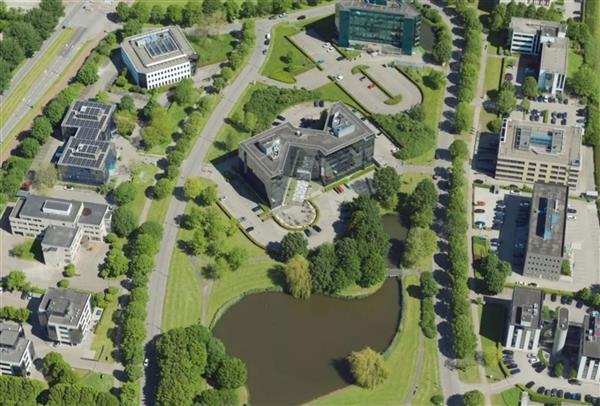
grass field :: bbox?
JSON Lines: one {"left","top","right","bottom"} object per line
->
{"left": 261, "top": 22, "right": 315, "bottom": 83}
{"left": 399, "top": 172, "right": 430, "bottom": 195}
{"left": 316, "top": 82, "right": 368, "bottom": 115}
{"left": 146, "top": 196, "right": 171, "bottom": 224}
{"left": 91, "top": 300, "right": 118, "bottom": 362}
{"left": 458, "top": 361, "right": 481, "bottom": 383}
{"left": 479, "top": 302, "right": 506, "bottom": 381}
{"left": 75, "top": 369, "right": 114, "bottom": 393}
{"left": 567, "top": 48, "right": 584, "bottom": 79}
{"left": 412, "top": 336, "right": 442, "bottom": 405}
{"left": 472, "top": 236, "right": 490, "bottom": 259}
{"left": 188, "top": 33, "right": 236, "bottom": 67}
{"left": 123, "top": 164, "right": 158, "bottom": 224}
{"left": 309, "top": 275, "right": 420, "bottom": 406}
{"left": 483, "top": 56, "right": 503, "bottom": 98}
{"left": 491, "top": 387, "right": 521, "bottom": 406}
{"left": 0, "top": 29, "right": 74, "bottom": 132}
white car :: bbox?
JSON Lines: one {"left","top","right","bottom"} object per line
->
{"left": 143, "top": 358, "right": 149, "bottom": 367}
{"left": 568, "top": 215, "right": 576, "bottom": 220}
{"left": 391, "top": 147, "right": 399, "bottom": 153}
{"left": 336, "top": 75, "right": 344, "bottom": 80}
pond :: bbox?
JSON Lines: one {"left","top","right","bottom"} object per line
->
{"left": 212, "top": 279, "right": 401, "bottom": 406}
{"left": 381, "top": 212, "right": 409, "bottom": 267}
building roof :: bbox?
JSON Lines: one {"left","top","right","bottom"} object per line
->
{"left": 38, "top": 288, "right": 91, "bottom": 328}
{"left": 78, "top": 201, "right": 110, "bottom": 226}
{"left": 9, "top": 195, "right": 109, "bottom": 227}
{"left": 41, "top": 225, "right": 79, "bottom": 248}
{"left": 510, "top": 287, "right": 544, "bottom": 328}
{"left": 525, "top": 182, "right": 568, "bottom": 259}
{"left": 338, "top": 0, "right": 420, "bottom": 16}
{"left": 62, "top": 100, "right": 114, "bottom": 138}
{"left": 580, "top": 312, "right": 600, "bottom": 359}
{"left": 239, "top": 103, "right": 374, "bottom": 179}
{"left": 540, "top": 37, "right": 568, "bottom": 74}
{"left": 57, "top": 136, "right": 113, "bottom": 171}
{"left": 121, "top": 26, "right": 197, "bottom": 74}
{"left": 0, "top": 322, "right": 31, "bottom": 365}
{"left": 509, "top": 17, "right": 564, "bottom": 36}
{"left": 497, "top": 119, "right": 582, "bottom": 169}
{"left": 557, "top": 307, "right": 569, "bottom": 332}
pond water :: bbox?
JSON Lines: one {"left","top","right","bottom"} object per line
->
{"left": 381, "top": 212, "right": 409, "bottom": 267}
{"left": 212, "top": 279, "right": 401, "bottom": 406}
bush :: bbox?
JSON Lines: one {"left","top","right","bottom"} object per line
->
{"left": 63, "top": 264, "right": 76, "bottom": 277}
{"left": 57, "top": 279, "right": 69, "bottom": 288}
{"left": 373, "top": 112, "right": 436, "bottom": 159}
{"left": 114, "top": 181, "right": 137, "bottom": 205}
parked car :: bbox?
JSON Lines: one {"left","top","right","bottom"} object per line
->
{"left": 537, "top": 386, "right": 545, "bottom": 394}
{"left": 367, "top": 83, "right": 375, "bottom": 89}
{"left": 551, "top": 293, "right": 557, "bottom": 302}
{"left": 506, "top": 363, "right": 518, "bottom": 369}
{"left": 245, "top": 226, "right": 255, "bottom": 232}
{"left": 525, "top": 381, "right": 535, "bottom": 389}
{"left": 475, "top": 200, "right": 485, "bottom": 206}
{"left": 503, "top": 349, "right": 514, "bottom": 355}
{"left": 474, "top": 209, "right": 485, "bottom": 214}
{"left": 303, "top": 228, "right": 312, "bottom": 237}
{"left": 557, "top": 389, "right": 563, "bottom": 398}
{"left": 252, "top": 206, "right": 262, "bottom": 213}
{"left": 567, "top": 207, "right": 577, "bottom": 214}
{"left": 475, "top": 221, "right": 485, "bottom": 228}
{"left": 312, "top": 225, "right": 322, "bottom": 233}
{"left": 474, "top": 179, "right": 484, "bottom": 184}
{"left": 510, "top": 368, "right": 521, "bottom": 375}
{"left": 297, "top": 15, "right": 306, "bottom": 20}
{"left": 143, "top": 358, "right": 149, "bottom": 367}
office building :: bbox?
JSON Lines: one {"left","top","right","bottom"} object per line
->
{"left": 121, "top": 26, "right": 198, "bottom": 90}
{"left": 505, "top": 287, "right": 545, "bottom": 352}
{"left": 239, "top": 103, "right": 374, "bottom": 208}
{"left": 335, "top": 0, "right": 421, "bottom": 55}
{"left": 538, "top": 37, "right": 567, "bottom": 94}
{"left": 551, "top": 307, "right": 569, "bottom": 359}
{"left": 576, "top": 312, "right": 600, "bottom": 382}
{"left": 495, "top": 119, "right": 582, "bottom": 188}
{"left": 58, "top": 100, "right": 117, "bottom": 185}
{"left": 509, "top": 17, "right": 565, "bottom": 55}
{"left": 0, "top": 322, "right": 35, "bottom": 377}
{"left": 38, "top": 288, "right": 92, "bottom": 345}
{"left": 41, "top": 225, "right": 84, "bottom": 268}
{"left": 523, "top": 182, "right": 568, "bottom": 280}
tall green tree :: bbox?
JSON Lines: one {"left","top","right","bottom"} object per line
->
{"left": 373, "top": 166, "right": 401, "bottom": 209}
{"left": 347, "top": 347, "right": 389, "bottom": 389}
{"left": 285, "top": 255, "right": 312, "bottom": 299}
{"left": 280, "top": 232, "right": 308, "bottom": 262}
{"left": 521, "top": 76, "right": 538, "bottom": 98}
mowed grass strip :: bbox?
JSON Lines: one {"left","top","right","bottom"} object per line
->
{"left": 188, "top": 33, "right": 236, "bottom": 67}
{"left": 261, "top": 23, "right": 315, "bottom": 84}
{"left": 1, "top": 28, "right": 74, "bottom": 129}
{"left": 309, "top": 275, "right": 419, "bottom": 405}
{"left": 91, "top": 299, "right": 119, "bottom": 362}
{"left": 412, "top": 337, "right": 442, "bottom": 405}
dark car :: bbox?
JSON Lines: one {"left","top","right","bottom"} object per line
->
{"left": 245, "top": 226, "right": 254, "bottom": 232}
{"left": 252, "top": 206, "right": 262, "bottom": 213}
{"left": 567, "top": 296, "right": 573, "bottom": 305}
{"left": 474, "top": 179, "right": 484, "bottom": 184}
{"left": 551, "top": 388, "right": 557, "bottom": 397}
{"left": 276, "top": 115, "right": 286, "bottom": 121}
{"left": 565, "top": 392, "right": 571, "bottom": 399}
{"left": 585, "top": 395, "right": 593, "bottom": 403}
{"left": 336, "top": 56, "right": 344, "bottom": 61}
{"left": 551, "top": 293, "right": 557, "bottom": 302}
{"left": 506, "top": 363, "right": 518, "bottom": 369}
{"left": 510, "top": 368, "right": 521, "bottom": 375}
{"left": 503, "top": 349, "right": 514, "bottom": 355}
{"left": 537, "top": 386, "right": 545, "bottom": 394}
{"left": 303, "top": 228, "right": 312, "bottom": 237}
{"left": 568, "top": 378, "right": 582, "bottom": 385}
{"left": 557, "top": 389, "right": 563, "bottom": 398}
{"left": 474, "top": 209, "right": 485, "bottom": 214}
{"left": 525, "top": 381, "right": 535, "bottom": 389}
{"left": 312, "top": 225, "right": 322, "bottom": 233}
{"left": 576, "top": 300, "right": 584, "bottom": 308}
{"left": 561, "top": 296, "right": 568, "bottom": 304}
{"left": 297, "top": 15, "right": 306, "bottom": 20}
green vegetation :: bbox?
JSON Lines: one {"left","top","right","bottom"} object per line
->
{"left": 567, "top": 48, "right": 584, "bottom": 79}
{"left": 0, "top": 375, "right": 46, "bottom": 406}
{"left": 335, "top": 46, "right": 361, "bottom": 60}
{"left": 10, "top": 239, "right": 41, "bottom": 261}
{"left": 144, "top": 101, "right": 187, "bottom": 154}
{"left": 261, "top": 22, "right": 315, "bottom": 83}
{"left": 479, "top": 303, "right": 506, "bottom": 380}
{"left": 188, "top": 33, "right": 236, "bottom": 66}
{"left": 498, "top": 387, "right": 521, "bottom": 406}
{"left": 347, "top": 347, "right": 389, "bottom": 389}
{"left": 310, "top": 275, "right": 420, "bottom": 405}
{"left": 316, "top": 82, "right": 368, "bottom": 114}
{"left": 412, "top": 336, "right": 442, "bottom": 405}
{"left": 91, "top": 299, "right": 118, "bottom": 362}
{"left": 422, "top": 6, "right": 452, "bottom": 65}
{"left": 75, "top": 370, "right": 114, "bottom": 393}
{"left": 472, "top": 236, "right": 490, "bottom": 259}
{"left": 483, "top": 56, "right": 503, "bottom": 98}
{"left": 123, "top": 164, "right": 158, "bottom": 221}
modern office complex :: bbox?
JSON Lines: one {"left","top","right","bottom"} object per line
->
{"left": 9, "top": 195, "right": 111, "bottom": 266}
{"left": 509, "top": 17, "right": 565, "bottom": 55}
{"left": 523, "top": 182, "right": 568, "bottom": 280}
{"left": 335, "top": 0, "right": 421, "bottom": 55}
{"left": 577, "top": 312, "right": 600, "bottom": 382}
{"left": 538, "top": 37, "right": 567, "bottom": 94}
{"left": 495, "top": 119, "right": 582, "bottom": 188}
{"left": 505, "top": 287, "right": 545, "bottom": 352}
{"left": 58, "top": 100, "right": 117, "bottom": 185}
{"left": 239, "top": 103, "right": 374, "bottom": 208}
{"left": 121, "top": 26, "right": 197, "bottom": 89}
{"left": 38, "top": 288, "right": 92, "bottom": 345}
{"left": 0, "top": 322, "right": 35, "bottom": 376}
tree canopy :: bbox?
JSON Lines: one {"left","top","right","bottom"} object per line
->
{"left": 347, "top": 347, "right": 389, "bottom": 389}
{"left": 280, "top": 232, "right": 308, "bottom": 262}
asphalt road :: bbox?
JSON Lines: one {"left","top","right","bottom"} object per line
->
{"left": 141, "top": 5, "right": 336, "bottom": 404}
{"left": 0, "top": 1, "right": 116, "bottom": 145}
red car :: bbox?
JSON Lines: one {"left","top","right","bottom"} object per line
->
{"left": 367, "top": 83, "right": 376, "bottom": 89}
{"left": 504, "top": 73, "right": 513, "bottom": 81}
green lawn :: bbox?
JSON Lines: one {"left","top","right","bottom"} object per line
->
{"left": 472, "top": 236, "right": 490, "bottom": 260}
{"left": 479, "top": 302, "right": 506, "bottom": 381}
{"left": 458, "top": 362, "right": 481, "bottom": 383}
{"left": 309, "top": 275, "right": 419, "bottom": 406}
{"left": 492, "top": 387, "right": 521, "bottom": 406}
{"left": 0, "top": 29, "right": 74, "bottom": 135}
{"left": 315, "top": 82, "right": 368, "bottom": 115}
{"left": 91, "top": 299, "right": 118, "bottom": 362}
{"left": 567, "top": 48, "right": 583, "bottom": 79}
{"left": 124, "top": 164, "right": 158, "bottom": 224}
{"left": 483, "top": 56, "right": 503, "bottom": 98}
{"left": 261, "top": 22, "right": 315, "bottom": 83}
{"left": 146, "top": 197, "right": 171, "bottom": 224}
{"left": 187, "top": 33, "right": 236, "bottom": 67}
{"left": 75, "top": 369, "right": 114, "bottom": 393}
{"left": 412, "top": 337, "right": 442, "bottom": 406}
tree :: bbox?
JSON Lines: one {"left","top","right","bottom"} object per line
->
{"left": 119, "top": 95, "right": 136, "bottom": 113}
{"left": 184, "top": 177, "right": 204, "bottom": 201}
{"left": 213, "top": 76, "right": 227, "bottom": 93}
{"left": 347, "top": 347, "right": 389, "bottom": 389}
{"left": 7, "top": 22, "right": 42, "bottom": 57}
{"left": 431, "top": 394, "right": 444, "bottom": 406}
{"left": 4, "top": 271, "right": 29, "bottom": 292}
{"left": 403, "top": 227, "right": 437, "bottom": 268}
{"left": 521, "top": 76, "right": 538, "bottom": 98}
{"left": 203, "top": 0, "right": 223, "bottom": 15}
{"left": 166, "top": 4, "right": 183, "bottom": 24}
{"left": 407, "top": 179, "right": 437, "bottom": 228}
{"left": 420, "top": 271, "right": 439, "bottom": 297}
{"left": 197, "top": 184, "right": 218, "bottom": 205}
{"left": 130, "top": 2, "right": 150, "bottom": 23}
{"left": 130, "top": 233, "right": 159, "bottom": 257}
{"left": 115, "top": 2, "right": 130, "bottom": 21}
{"left": 102, "top": 249, "right": 128, "bottom": 278}
{"left": 223, "top": 0, "right": 240, "bottom": 22}
{"left": 372, "top": 166, "right": 401, "bottom": 209}
{"left": 45, "top": 97, "right": 68, "bottom": 125}
{"left": 153, "top": 178, "right": 174, "bottom": 200}
{"left": 0, "top": 37, "right": 24, "bottom": 68}
{"left": 561, "top": 259, "right": 571, "bottom": 276}
{"left": 449, "top": 139, "right": 469, "bottom": 162}
{"left": 57, "top": 279, "right": 69, "bottom": 288}
{"left": 43, "top": 352, "right": 78, "bottom": 386}
{"left": 63, "top": 264, "right": 76, "bottom": 277}
{"left": 31, "top": 116, "right": 53, "bottom": 144}
{"left": 18, "top": 138, "right": 40, "bottom": 159}
{"left": 182, "top": 1, "right": 203, "bottom": 26}
{"left": 96, "top": 90, "right": 110, "bottom": 104}
{"left": 225, "top": 247, "right": 247, "bottom": 271}
{"left": 520, "top": 98, "right": 530, "bottom": 113}
{"left": 309, "top": 243, "right": 342, "bottom": 294}
{"left": 569, "top": 64, "right": 599, "bottom": 100}
{"left": 112, "top": 206, "right": 137, "bottom": 237}
{"left": 463, "top": 390, "right": 484, "bottom": 406}
{"left": 424, "top": 69, "right": 446, "bottom": 90}
{"left": 280, "top": 232, "right": 308, "bottom": 262}
{"left": 114, "top": 182, "right": 137, "bottom": 205}
{"left": 239, "top": 0, "right": 257, "bottom": 17}
{"left": 149, "top": 4, "right": 164, "bottom": 23}
{"left": 452, "top": 314, "right": 477, "bottom": 359}
{"left": 482, "top": 254, "right": 511, "bottom": 294}
{"left": 453, "top": 101, "right": 472, "bottom": 133}
{"left": 432, "top": 31, "right": 452, "bottom": 65}
{"left": 121, "top": 19, "right": 142, "bottom": 38}
{"left": 334, "top": 238, "right": 361, "bottom": 285}
{"left": 0, "top": 59, "right": 11, "bottom": 92}
{"left": 76, "top": 62, "right": 99, "bottom": 85}
{"left": 359, "top": 251, "right": 387, "bottom": 287}
{"left": 114, "top": 110, "right": 136, "bottom": 137}
{"left": 214, "top": 357, "right": 247, "bottom": 389}
{"left": 272, "top": 0, "right": 291, "bottom": 14}
{"left": 285, "top": 255, "right": 311, "bottom": 299}
{"left": 495, "top": 86, "right": 517, "bottom": 116}
{"left": 174, "top": 78, "right": 199, "bottom": 106}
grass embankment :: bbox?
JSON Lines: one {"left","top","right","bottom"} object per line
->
{"left": 74, "top": 369, "right": 114, "bottom": 393}
{"left": 491, "top": 387, "right": 521, "bottom": 406}
{"left": 567, "top": 48, "right": 584, "bottom": 79}
{"left": 261, "top": 22, "right": 316, "bottom": 83}
{"left": 479, "top": 302, "right": 506, "bottom": 381}
{"left": 188, "top": 33, "right": 235, "bottom": 67}
{"left": 397, "top": 67, "right": 444, "bottom": 165}
{"left": 479, "top": 56, "right": 503, "bottom": 131}
{"left": 0, "top": 28, "right": 74, "bottom": 131}
{"left": 310, "top": 275, "right": 425, "bottom": 405}
{"left": 161, "top": 178, "right": 280, "bottom": 331}
{"left": 91, "top": 300, "right": 118, "bottom": 362}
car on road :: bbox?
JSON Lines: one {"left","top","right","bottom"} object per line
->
{"left": 474, "top": 209, "right": 485, "bottom": 213}
{"left": 245, "top": 226, "right": 255, "bottom": 232}
{"left": 143, "top": 358, "right": 149, "bottom": 367}
{"left": 297, "top": 15, "right": 306, "bottom": 20}
{"left": 252, "top": 206, "right": 261, "bottom": 213}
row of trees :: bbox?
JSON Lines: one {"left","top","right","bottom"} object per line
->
{"left": 211, "top": 20, "right": 255, "bottom": 93}
{"left": 489, "top": 1, "right": 562, "bottom": 37}
{"left": 155, "top": 324, "right": 247, "bottom": 405}
{"left": 0, "top": 0, "right": 64, "bottom": 91}
{"left": 575, "top": 287, "right": 600, "bottom": 309}
{"left": 419, "top": 271, "right": 439, "bottom": 339}
{"left": 0, "top": 306, "right": 30, "bottom": 323}
{"left": 479, "top": 253, "right": 511, "bottom": 295}
{"left": 421, "top": 6, "right": 452, "bottom": 65}
{"left": 403, "top": 178, "right": 438, "bottom": 268}
{"left": 452, "top": 1, "right": 482, "bottom": 134}
{"left": 283, "top": 196, "right": 389, "bottom": 298}
{"left": 0, "top": 375, "right": 45, "bottom": 406}
{"left": 373, "top": 105, "right": 436, "bottom": 160}
{"left": 446, "top": 140, "right": 477, "bottom": 361}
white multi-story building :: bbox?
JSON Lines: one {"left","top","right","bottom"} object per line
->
{"left": 509, "top": 17, "right": 565, "bottom": 55}
{"left": 505, "top": 287, "right": 544, "bottom": 352}
{"left": 538, "top": 37, "right": 568, "bottom": 95}
{"left": 38, "top": 288, "right": 92, "bottom": 346}
{"left": 0, "top": 322, "right": 35, "bottom": 377}
{"left": 121, "top": 26, "right": 198, "bottom": 90}
{"left": 41, "top": 225, "right": 84, "bottom": 268}
{"left": 577, "top": 312, "right": 600, "bottom": 383}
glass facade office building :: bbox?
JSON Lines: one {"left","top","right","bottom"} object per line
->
{"left": 336, "top": 0, "right": 421, "bottom": 55}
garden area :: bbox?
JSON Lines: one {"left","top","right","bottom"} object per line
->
{"left": 187, "top": 32, "right": 236, "bottom": 67}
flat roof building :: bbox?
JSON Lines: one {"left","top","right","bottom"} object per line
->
{"left": 335, "top": 0, "right": 421, "bottom": 55}
{"left": 38, "top": 288, "right": 92, "bottom": 345}
{"left": 41, "top": 225, "right": 84, "bottom": 268}
{"left": 239, "top": 103, "right": 374, "bottom": 208}
{"left": 505, "top": 287, "right": 545, "bottom": 352}
{"left": 538, "top": 37, "right": 568, "bottom": 95}
{"left": 509, "top": 17, "right": 565, "bottom": 55}
{"left": 121, "top": 26, "right": 198, "bottom": 90}
{"left": 58, "top": 100, "right": 117, "bottom": 186}
{"left": 577, "top": 312, "right": 600, "bottom": 382}
{"left": 495, "top": 119, "right": 582, "bottom": 188}
{"left": 0, "top": 322, "right": 35, "bottom": 377}
{"left": 523, "top": 182, "right": 568, "bottom": 280}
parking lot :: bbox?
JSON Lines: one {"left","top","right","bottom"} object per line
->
{"left": 509, "top": 97, "right": 585, "bottom": 128}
